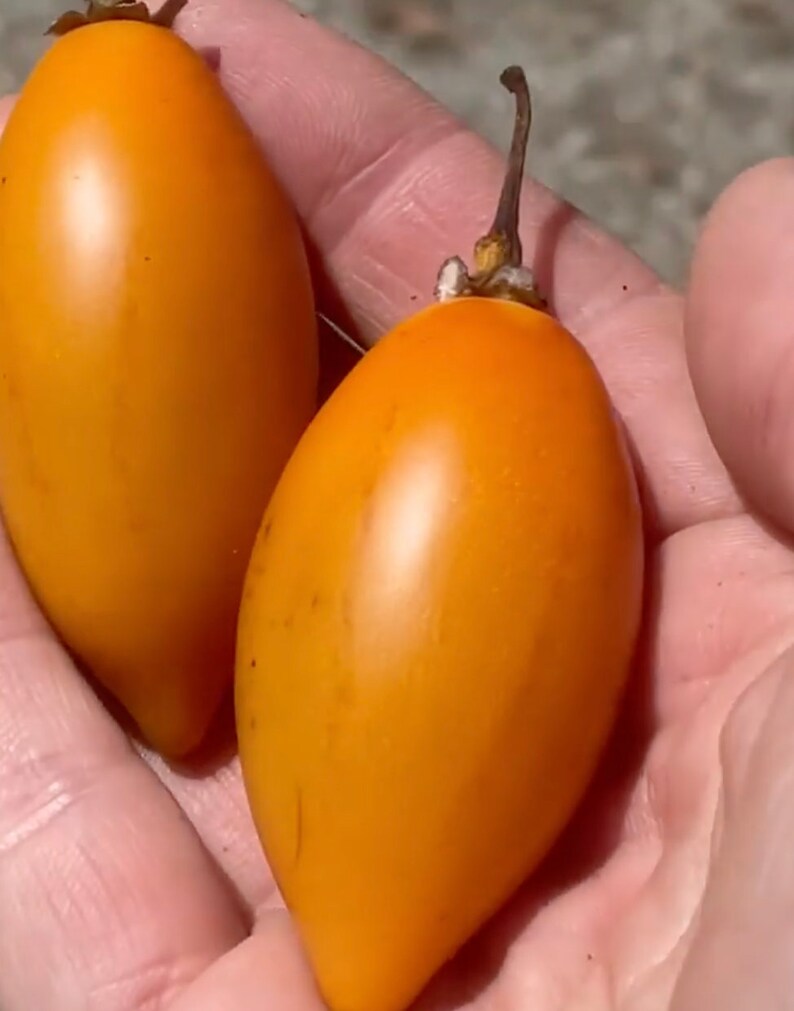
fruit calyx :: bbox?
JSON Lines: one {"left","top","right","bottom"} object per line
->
{"left": 434, "top": 65, "right": 546, "bottom": 311}
{"left": 47, "top": 0, "right": 188, "bottom": 36}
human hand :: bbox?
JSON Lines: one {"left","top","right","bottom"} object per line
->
{"left": 2, "top": 2, "right": 793, "bottom": 1009}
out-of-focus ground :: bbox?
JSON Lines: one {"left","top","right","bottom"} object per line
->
{"left": 2, "top": 0, "right": 793, "bottom": 284}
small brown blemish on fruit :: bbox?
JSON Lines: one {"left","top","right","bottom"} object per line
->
{"left": 250, "top": 658, "right": 257, "bottom": 668}
{"left": 310, "top": 592, "right": 321, "bottom": 610}
{"left": 249, "top": 715, "right": 257, "bottom": 731}
{"left": 263, "top": 518, "right": 273, "bottom": 539}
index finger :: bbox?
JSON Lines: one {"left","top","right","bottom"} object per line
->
{"left": 178, "top": 0, "right": 739, "bottom": 537}
{"left": 182, "top": 0, "right": 656, "bottom": 332}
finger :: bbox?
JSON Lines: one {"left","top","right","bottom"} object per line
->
{"left": 143, "top": 746, "right": 281, "bottom": 917}
{"left": 175, "top": 0, "right": 738, "bottom": 537}
{"left": 182, "top": 0, "right": 653, "bottom": 332}
{"left": 171, "top": 910, "right": 324, "bottom": 1011}
{"left": 671, "top": 644, "right": 794, "bottom": 1009}
{"left": 0, "top": 524, "right": 247, "bottom": 1011}
{"left": 686, "top": 158, "right": 794, "bottom": 534}
{"left": 647, "top": 513, "right": 794, "bottom": 727}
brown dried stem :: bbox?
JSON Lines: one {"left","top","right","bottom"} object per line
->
{"left": 474, "top": 66, "right": 531, "bottom": 275}
{"left": 434, "top": 64, "right": 545, "bottom": 310}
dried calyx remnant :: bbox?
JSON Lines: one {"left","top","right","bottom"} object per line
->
{"left": 47, "top": 0, "right": 188, "bottom": 36}
{"left": 434, "top": 65, "right": 546, "bottom": 311}
{"left": 318, "top": 67, "right": 547, "bottom": 358}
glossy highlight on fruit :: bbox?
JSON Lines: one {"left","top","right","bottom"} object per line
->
{"left": 0, "top": 8, "right": 318, "bottom": 756}
{"left": 236, "top": 68, "right": 644, "bottom": 1011}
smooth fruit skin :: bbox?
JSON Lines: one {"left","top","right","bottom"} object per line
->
{"left": 236, "top": 297, "right": 644, "bottom": 1011}
{"left": 0, "top": 22, "right": 317, "bottom": 756}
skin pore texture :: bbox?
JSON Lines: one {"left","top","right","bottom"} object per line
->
{"left": 3, "top": 2, "right": 794, "bottom": 1009}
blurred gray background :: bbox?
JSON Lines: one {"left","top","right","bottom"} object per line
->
{"left": 2, "top": 0, "right": 793, "bottom": 284}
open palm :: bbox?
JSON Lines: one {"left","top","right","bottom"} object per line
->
{"left": 2, "top": 2, "right": 793, "bottom": 1008}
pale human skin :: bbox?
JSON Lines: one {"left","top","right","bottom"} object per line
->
{"left": 2, "top": 1, "right": 794, "bottom": 1008}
